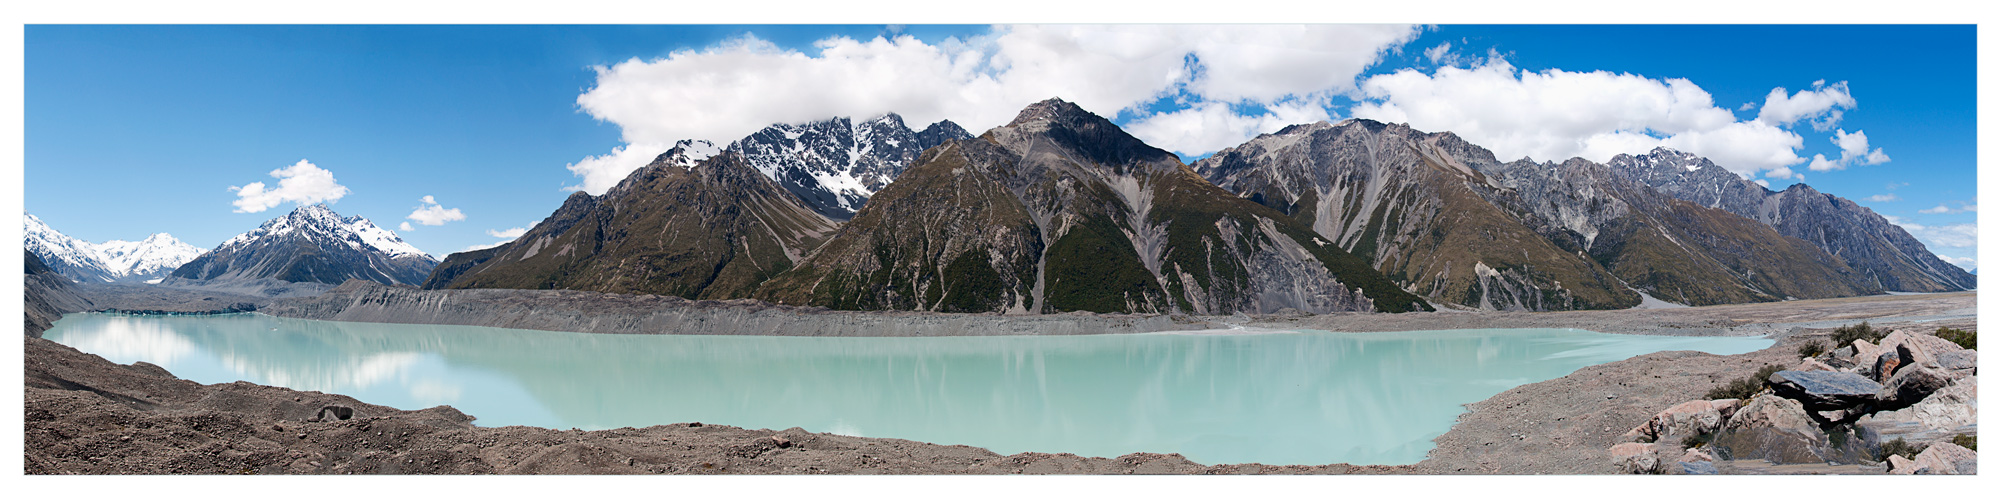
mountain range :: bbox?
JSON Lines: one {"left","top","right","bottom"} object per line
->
{"left": 169, "top": 204, "right": 439, "bottom": 286}
{"left": 24, "top": 214, "right": 203, "bottom": 284}
{"left": 26, "top": 98, "right": 1972, "bottom": 314}
{"left": 432, "top": 98, "right": 1963, "bottom": 314}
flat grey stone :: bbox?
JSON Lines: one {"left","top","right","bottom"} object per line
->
{"left": 1768, "top": 370, "right": 1882, "bottom": 410}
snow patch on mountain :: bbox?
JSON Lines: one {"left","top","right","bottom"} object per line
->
{"left": 23, "top": 213, "right": 203, "bottom": 283}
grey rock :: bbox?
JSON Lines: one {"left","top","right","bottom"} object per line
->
{"left": 1712, "top": 394, "right": 1836, "bottom": 465}
{"left": 1856, "top": 375, "right": 1977, "bottom": 449}
{"left": 1678, "top": 461, "right": 1719, "bottom": 475}
{"left": 1608, "top": 442, "right": 1666, "bottom": 474}
{"left": 1877, "top": 365, "right": 1953, "bottom": 411}
{"left": 1874, "top": 350, "right": 1903, "bottom": 383}
{"left": 1936, "top": 350, "right": 1976, "bottom": 373}
{"left": 1910, "top": 442, "right": 1978, "bottom": 475}
{"left": 1767, "top": 370, "right": 1882, "bottom": 411}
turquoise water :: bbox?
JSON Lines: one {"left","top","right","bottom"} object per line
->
{"left": 42, "top": 312, "right": 1771, "bottom": 465}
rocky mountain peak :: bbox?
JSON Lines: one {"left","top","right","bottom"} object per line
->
{"left": 176, "top": 204, "right": 436, "bottom": 286}
{"left": 1004, "top": 98, "right": 1094, "bottom": 129}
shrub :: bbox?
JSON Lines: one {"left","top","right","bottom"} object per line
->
{"left": 1796, "top": 340, "right": 1827, "bottom": 359}
{"left": 1932, "top": 327, "right": 1976, "bottom": 350}
{"left": 1951, "top": 434, "right": 1976, "bottom": 451}
{"left": 1832, "top": 321, "right": 1888, "bottom": 346}
{"left": 1706, "top": 364, "right": 1784, "bottom": 400}
{"left": 1877, "top": 438, "right": 1925, "bottom": 461}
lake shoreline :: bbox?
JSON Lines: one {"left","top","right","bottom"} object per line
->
{"left": 24, "top": 284, "right": 1976, "bottom": 474}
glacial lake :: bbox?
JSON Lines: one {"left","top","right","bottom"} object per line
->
{"left": 43, "top": 312, "right": 1771, "bottom": 466}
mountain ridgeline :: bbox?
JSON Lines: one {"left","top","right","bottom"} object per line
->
{"left": 425, "top": 98, "right": 1968, "bottom": 314}
{"left": 170, "top": 204, "right": 438, "bottom": 286}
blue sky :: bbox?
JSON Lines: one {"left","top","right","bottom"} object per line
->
{"left": 23, "top": 25, "right": 1978, "bottom": 269}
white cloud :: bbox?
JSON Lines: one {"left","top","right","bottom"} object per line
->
{"left": 398, "top": 222, "right": 415, "bottom": 232}
{"left": 1865, "top": 194, "right": 1900, "bottom": 202}
{"left": 461, "top": 242, "right": 506, "bottom": 252}
{"left": 1893, "top": 220, "right": 1977, "bottom": 248}
{"left": 564, "top": 142, "right": 669, "bottom": 195}
{"left": 406, "top": 195, "right": 465, "bottom": 226}
{"left": 228, "top": 160, "right": 351, "bottom": 213}
{"left": 568, "top": 25, "right": 1421, "bottom": 192}
{"left": 1920, "top": 205, "right": 1953, "bottom": 214}
{"left": 486, "top": 222, "right": 537, "bottom": 239}
{"left": 1754, "top": 81, "right": 1855, "bottom": 131}
{"left": 1939, "top": 255, "right": 1978, "bottom": 271}
{"left": 1424, "top": 42, "right": 1455, "bottom": 65}
{"left": 1351, "top": 60, "right": 1817, "bottom": 178}
{"left": 1124, "top": 100, "right": 1332, "bottom": 156}
{"left": 1810, "top": 129, "right": 1891, "bottom": 172}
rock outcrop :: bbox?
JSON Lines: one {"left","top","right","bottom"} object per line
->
{"left": 25, "top": 250, "right": 94, "bottom": 337}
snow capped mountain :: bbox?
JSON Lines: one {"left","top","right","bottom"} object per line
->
{"left": 726, "top": 113, "right": 972, "bottom": 221}
{"left": 172, "top": 204, "right": 438, "bottom": 286}
{"left": 23, "top": 214, "right": 203, "bottom": 283}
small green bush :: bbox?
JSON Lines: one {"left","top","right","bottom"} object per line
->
{"left": 1706, "top": 364, "right": 1784, "bottom": 400}
{"left": 1877, "top": 438, "right": 1925, "bottom": 461}
{"left": 1797, "top": 340, "right": 1827, "bottom": 359}
{"left": 1933, "top": 327, "right": 1976, "bottom": 350}
{"left": 1951, "top": 434, "right": 1976, "bottom": 451}
{"left": 1832, "top": 321, "right": 1888, "bottom": 346}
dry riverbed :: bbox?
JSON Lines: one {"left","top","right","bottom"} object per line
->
{"left": 24, "top": 291, "right": 1976, "bottom": 474}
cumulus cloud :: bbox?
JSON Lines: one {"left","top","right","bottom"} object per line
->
{"left": 1895, "top": 220, "right": 1977, "bottom": 248}
{"left": 1809, "top": 129, "right": 1891, "bottom": 172}
{"left": 406, "top": 196, "right": 465, "bottom": 226}
{"left": 1754, "top": 80, "right": 1855, "bottom": 131}
{"left": 398, "top": 222, "right": 415, "bottom": 232}
{"left": 486, "top": 223, "right": 536, "bottom": 239}
{"left": 568, "top": 25, "right": 1421, "bottom": 192}
{"left": 1865, "top": 193, "right": 1899, "bottom": 202}
{"left": 1123, "top": 101, "right": 1332, "bottom": 156}
{"left": 228, "top": 160, "right": 351, "bottom": 213}
{"left": 564, "top": 142, "right": 669, "bottom": 194}
{"left": 1351, "top": 60, "right": 1821, "bottom": 178}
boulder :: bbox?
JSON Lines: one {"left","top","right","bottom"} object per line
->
{"left": 1897, "top": 333, "right": 1965, "bottom": 367}
{"left": 1874, "top": 351, "right": 1903, "bottom": 383}
{"left": 1711, "top": 394, "right": 1834, "bottom": 465}
{"left": 1629, "top": 399, "right": 1732, "bottom": 443}
{"left": 1887, "top": 454, "right": 1921, "bottom": 474}
{"left": 1609, "top": 442, "right": 1666, "bottom": 474}
{"left": 1910, "top": 442, "right": 1977, "bottom": 475}
{"left": 1877, "top": 365, "right": 1953, "bottom": 410}
{"left": 1796, "top": 357, "right": 1836, "bottom": 372}
{"left": 1851, "top": 339, "right": 1883, "bottom": 366}
{"left": 1936, "top": 349, "right": 1977, "bottom": 373}
{"left": 1768, "top": 370, "right": 1882, "bottom": 411}
{"left": 1856, "top": 375, "right": 1977, "bottom": 448}
{"left": 1677, "top": 461, "right": 1719, "bottom": 475}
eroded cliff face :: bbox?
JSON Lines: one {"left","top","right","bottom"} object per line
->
{"left": 268, "top": 280, "right": 1206, "bottom": 337}
{"left": 758, "top": 99, "right": 1427, "bottom": 315}
{"left": 26, "top": 251, "right": 94, "bottom": 337}
{"left": 1609, "top": 148, "right": 1974, "bottom": 293}
{"left": 1197, "top": 120, "right": 1637, "bottom": 311}
{"left": 424, "top": 149, "right": 837, "bottom": 300}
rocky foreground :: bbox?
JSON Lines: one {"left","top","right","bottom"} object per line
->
{"left": 1604, "top": 326, "right": 1977, "bottom": 475}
